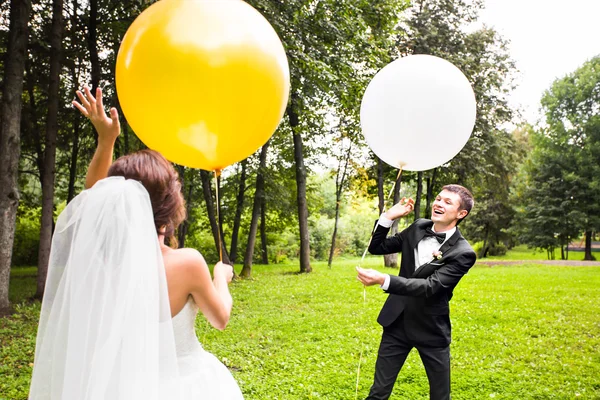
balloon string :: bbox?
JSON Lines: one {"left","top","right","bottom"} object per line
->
{"left": 357, "top": 166, "right": 403, "bottom": 267}
{"left": 214, "top": 169, "right": 223, "bottom": 262}
{"left": 355, "top": 166, "right": 403, "bottom": 399}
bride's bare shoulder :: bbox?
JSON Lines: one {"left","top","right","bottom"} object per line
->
{"left": 164, "top": 247, "right": 205, "bottom": 265}
{"left": 163, "top": 247, "right": 209, "bottom": 275}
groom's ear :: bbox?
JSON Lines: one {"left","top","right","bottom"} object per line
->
{"left": 457, "top": 209, "right": 468, "bottom": 220}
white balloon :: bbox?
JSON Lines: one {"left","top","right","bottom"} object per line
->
{"left": 360, "top": 54, "right": 476, "bottom": 171}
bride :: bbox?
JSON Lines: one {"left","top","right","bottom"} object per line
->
{"left": 28, "top": 86, "right": 244, "bottom": 400}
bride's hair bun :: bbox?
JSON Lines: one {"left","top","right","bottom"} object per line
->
{"left": 108, "top": 149, "right": 186, "bottom": 247}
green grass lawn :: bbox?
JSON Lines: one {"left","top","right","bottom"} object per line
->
{"left": 480, "top": 244, "right": 600, "bottom": 261}
{"left": 2, "top": 258, "right": 600, "bottom": 399}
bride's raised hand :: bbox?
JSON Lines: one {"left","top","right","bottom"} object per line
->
{"left": 73, "top": 85, "right": 120, "bottom": 145}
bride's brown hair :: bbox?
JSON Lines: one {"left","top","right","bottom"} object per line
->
{"left": 108, "top": 149, "right": 186, "bottom": 247}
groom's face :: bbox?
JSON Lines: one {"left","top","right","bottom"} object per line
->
{"left": 430, "top": 190, "right": 467, "bottom": 226}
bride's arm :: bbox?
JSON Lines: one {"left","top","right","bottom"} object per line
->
{"left": 182, "top": 249, "right": 233, "bottom": 330}
{"left": 73, "top": 86, "right": 120, "bottom": 189}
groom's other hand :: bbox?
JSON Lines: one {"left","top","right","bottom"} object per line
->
{"left": 384, "top": 197, "right": 415, "bottom": 220}
{"left": 356, "top": 266, "right": 386, "bottom": 286}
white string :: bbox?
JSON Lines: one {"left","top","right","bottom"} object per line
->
{"left": 355, "top": 167, "right": 403, "bottom": 399}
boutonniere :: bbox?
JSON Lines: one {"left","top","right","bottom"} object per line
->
{"left": 432, "top": 250, "right": 443, "bottom": 260}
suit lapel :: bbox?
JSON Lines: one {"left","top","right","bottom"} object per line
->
{"left": 401, "top": 220, "right": 430, "bottom": 277}
{"left": 412, "top": 227, "right": 463, "bottom": 278}
{"left": 412, "top": 221, "right": 429, "bottom": 247}
{"left": 438, "top": 227, "right": 462, "bottom": 255}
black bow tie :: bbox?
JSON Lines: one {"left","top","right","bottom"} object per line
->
{"left": 424, "top": 227, "right": 446, "bottom": 244}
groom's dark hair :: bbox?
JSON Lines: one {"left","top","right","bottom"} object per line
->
{"left": 442, "top": 184, "right": 474, "bottom": 225}
{"left": 108, "top": 149, "right": 186, "bottom": 248}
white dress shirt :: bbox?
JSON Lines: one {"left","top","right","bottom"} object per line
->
{"left": 377, "top": 214, "right": 455, "bottom": 291}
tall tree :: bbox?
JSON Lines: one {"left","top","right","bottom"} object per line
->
{"left": 249, "top": 0, "right": 406, "bottom": 273}
{"left": 0, "top": 0, "right": 32, "bottom": 314}
{"left": 383, "top": 172, "right": 402, "bottom": 268}
{"left": 414, "top": 171, "right": 423, "bottom": 220}
{"left": 328, "top": 136, "right": 352, "bottom": 267}
{"left": 176, "top": 167, "right": 195, "bottom": 248}
{"left": 515, "top": 133, "right": 584, "bottom": 259}
{"left": 397, "top": 0, "right": 518, "bottom": 250}
{"left": 87, "top": 0, "right": 99, "bottom": 91}
{"left": 259, "top": 195, "right": 268, "bottom": 264}
{"left": 241, "top": 141, "right": 270, "bottom": 278}
{"left": 65, "top": 0, "right": 82, "bottom": 203}
{"left": 286, "top": 95, "right": 312, "bottom": 273}
{"left": 424, "top": 168, "right": 438, "bottom": 218}
{"left": 36, "top": 0, "right": 64, "bottom": 298}
{"left": 519, "top": 57, "right": 600, "bottom": 260}
{"left": 200, "top": 170, "right": 231, "bottom": 264}
{"left": 229, "top": 160, "right": 247, "bottom": 264}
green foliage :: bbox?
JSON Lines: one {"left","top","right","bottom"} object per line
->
{"left": 487, "top": 241, "right": 507, "bottom": 256}
{"left": 12, "top": 206, "right": 41, "bottom": 267}
{"left": 516, "top": 57, "right": 600, "bottom": 257}
{"left": 3, "top": 261, "right": 600, "bottom": 399}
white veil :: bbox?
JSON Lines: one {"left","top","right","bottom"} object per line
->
{"left": 29, "top": 177, "right": 182, "bottom": 400}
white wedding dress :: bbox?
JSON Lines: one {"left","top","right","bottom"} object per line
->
{"left": 172, "top": 296, "right": 243, "bottom": 399}
{"left": 28, "top": 177, "right": 243, "bottom": 399}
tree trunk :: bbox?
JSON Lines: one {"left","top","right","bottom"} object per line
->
{"left": 87, "top": 0, "right": 99, "bottom": 145}
{"left": 216, "top": 173, "right": 227, "bottom": 258}
{"left": 241, "top": 141, "right": 269, "bottom": 278}
{"left": 287, "top": 101, "right": 311, "bottom": 273}
{"left": 424, "top": 168, "right": 438, "bottom": 219}
{"left": 177, "top": 169, "right": 194, "bottom": 248}
{"left": 200, "top": 170, "right": 230, "bottom": 264}
{"left": 67, "top": 113, "right": 80, "bottom": 203}
{"left": 36, "top": 0, "right": 64, "bottom": 299}
{"left": 25, "top": 61, "right": 44, "bottom": 180}
{"left": 0, "top": 0, "right": 31, "bottom": 315}
{"left": 584, "top": 230, "right": 595, "bottom": 261}
{"left": 377, "top": 157, "right": 384, "bottom": 214}
{"left": 260, "top": 196, "right": 268, "bottom": 264}
{"left": 384, "top": 171, "right": 402, "bottom": 268}
{"left": 67, "top": 56, "right": 81, "bottom": 203}
{"left": 328, "top": 143, "right": 351, "bottom": 268}
{"left": 229, "top": 160, "right": 247, "bottom": 263}
{"left": 414, "top": 171, "right": 423, "bottom": 221}
{"left": 88, "top": 0, "right": 99, "bottom": 91}
{"left": 67, "top": 0, "right": 80, "bottom": 204}
{"left": 481, "top": 229, "right": 489, "bottom": 259}
{"left": 123, "top": 120, "right": 129, "bottom": 154}
{"left": 328, "top": 200, "right": 341, "bottom": 268}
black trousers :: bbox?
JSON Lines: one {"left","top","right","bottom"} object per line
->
{"left": 366, "top": 316, "right": 450, "bottom": 400}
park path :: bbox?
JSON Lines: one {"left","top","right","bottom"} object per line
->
{"left": 476, "top": 259, "right": 600, "bottom": 266}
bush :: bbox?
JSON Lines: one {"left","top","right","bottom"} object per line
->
{"left": 12, "top": 205, "right": 41, "bottom": 266}
{"left": 488, "top": 242, "right": 507, "bottom": 256}
{"left": 472, "top": 241, "right": 484, "bottom": 256}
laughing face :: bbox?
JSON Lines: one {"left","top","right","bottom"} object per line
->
{"left": 431, "top": 189, "right": 468, "bottom": 228}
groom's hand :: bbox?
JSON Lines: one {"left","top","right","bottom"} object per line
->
{"left": 356, "top": 266, "right": 386, "bottom": 286}
{"left": 384, "top": 197, "right": 414, "bottom": 220}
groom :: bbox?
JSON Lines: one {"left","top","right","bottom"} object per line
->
{"left": 356, "top": 184, "right": 476, "bottom": 400}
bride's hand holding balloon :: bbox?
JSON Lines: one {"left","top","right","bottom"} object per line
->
{"left": 214, "top": 261, "right": 234, "bottom": 284}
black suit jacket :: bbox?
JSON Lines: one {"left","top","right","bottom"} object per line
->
{"left": 368, "top": 218, "right": 476, "bottom": 347}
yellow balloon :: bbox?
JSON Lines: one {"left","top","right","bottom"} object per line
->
{"left": 116, "top": 0, "right": 290, "bottom": 170}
